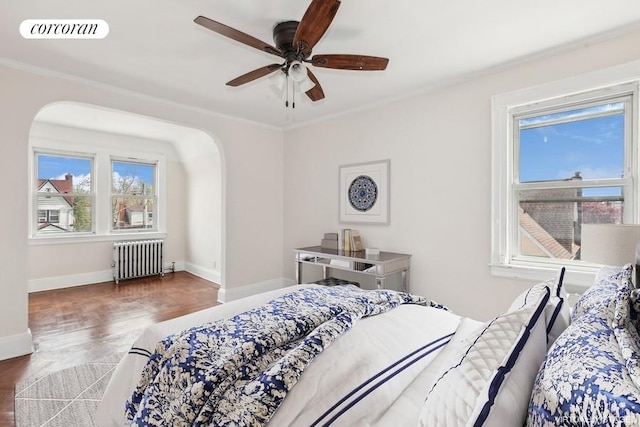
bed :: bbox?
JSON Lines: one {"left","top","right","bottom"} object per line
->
{"left": 97, "top": 264, "right": 640, "bottom": 426}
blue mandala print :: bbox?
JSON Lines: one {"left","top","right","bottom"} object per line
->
{"left": 348, "top": 175, "right": 378, "bottom": 212}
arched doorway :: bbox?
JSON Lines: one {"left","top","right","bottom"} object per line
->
{"left": 28, "top": 102, "right": 223, "bottom": 291}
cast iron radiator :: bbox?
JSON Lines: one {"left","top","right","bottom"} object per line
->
{"left": 113, "top": 239, "right": 164, "bottom": 284}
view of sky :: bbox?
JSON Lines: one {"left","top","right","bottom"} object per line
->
{"left": 37, "top": 154, "right": 91, "bottom": 184}
{"left": 519, "top": 103, "right": 624, "bottom": 197}
{"left": 37, "top": 155, "right": 154, "bottom": 189}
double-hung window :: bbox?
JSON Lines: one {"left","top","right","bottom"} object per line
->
{"left": 31, "top": 147, "right": 164, "bottom": 240}
{"left": 492, "top": 77, "right": 638, "bottom": 287}
{"left": 111, "top": 160, "right": 156, "bottom": 231}
{"left": 34, "top": 152, "right": 94, "bottom": 235}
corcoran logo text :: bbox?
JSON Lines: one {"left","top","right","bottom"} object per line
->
{"left": 20, "top": 19, "right": 109, "bottom": 39}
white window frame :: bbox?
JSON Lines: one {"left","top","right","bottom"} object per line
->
{"left": 109, "top": 157, "right": 158, "bottom": 233}
{"left": 47, "top": 210, "right": 60, "bottom": 223}
{"left": 29, "top": 141, "right": 167, "bottom": 244}
{"left": 491, "top": 62, "right": 640, "bottom": 291}
{"left": 32, "top": 149, "right": 96, "bottom": 237}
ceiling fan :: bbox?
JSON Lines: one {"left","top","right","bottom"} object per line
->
{"left": 194, "top": 0, "right": 389, "bottom": 105}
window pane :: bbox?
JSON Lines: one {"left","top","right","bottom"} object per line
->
{"left": 35, "top": 195, "right": 93, "bottom": 233}
{"left": 518, "top": 187, "right": 623, "bottom": 260}
{"left": 112, "top": 161, "right": 155, "bottom": 196}
{"left": 72, "top": 196, "right": 93, "bottom": 232}
{"left": 37, "top": 154, "right": 92, "bottom": 191}
{"left": 48, "top": 210, "right": 59, "bottom": 222}
{"left": 518, "top": 103, "right": 624, "bottom": 183}
{"left": 111, "top": 161, "right": 156, "bottom": 232}
{"left": 36, "top": 154, "right": 92, "bottom": 234}
{"left": 112, "top": 197, "right": 155, "bottom": 230}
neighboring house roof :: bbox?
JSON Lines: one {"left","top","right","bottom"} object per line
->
{"left": 518, "top": 207, "right": 576, "bottom": 259}
{"left": 37, "top": 173, "right": 74, "bottom": 206}
{"left": 38, "top": 223, "right": 68, "bottom": 231}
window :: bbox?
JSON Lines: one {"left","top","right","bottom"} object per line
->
{"left": 111, "top": 160, "right": 156, "bottom": 231}
{"left": 35, "top": 153, "right": 93, "bottom": 234}
{"left": 31, "top": 149, "right": 164, "bottom": 240}
{"left": 38, "top": 210, "right": 60, "bottom": 223}
{"left": 492, "top": 76, "right": 639, "bottom": 287}
{"left": 516, "top": 97, "right": 630, "bottom": 261}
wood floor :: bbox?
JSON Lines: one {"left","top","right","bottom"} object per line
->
{"left": 0, "top": 271, "right": 220, "bottom": 426}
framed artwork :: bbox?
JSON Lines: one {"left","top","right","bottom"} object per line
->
{"left": 339, "top": 159, "right": 389, "bottom": 224}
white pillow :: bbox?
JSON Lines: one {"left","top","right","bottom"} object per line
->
{"left": 508, "top": 268, "right": 569, "bottom": 348}
{"left": 418, "top": 286, "right": 549, "bottom": 427}
{"left": 546, "top": 267, "right": 570, "bottom": 346}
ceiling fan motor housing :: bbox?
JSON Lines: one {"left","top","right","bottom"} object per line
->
{"left": 273, "top": 21, "right": 301, "bottom": 56}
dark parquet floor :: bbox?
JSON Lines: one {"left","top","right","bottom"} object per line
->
{"left": 0, "top": 271, "right": 219, "bottom": 426}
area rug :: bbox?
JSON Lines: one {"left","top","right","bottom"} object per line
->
{"left": 14, "top": 353, "right": 122, "bottom": 427}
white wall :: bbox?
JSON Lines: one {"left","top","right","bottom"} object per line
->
{"left": 0, "top": 65, "right": 31, "bottom": 360}
{"left": 0, "top": 62, "right": 284, "bottom": 360}
{"left": 283, "top": 28, "right": 640, "bottom": 321}
{"left": 184, "top": 147, "right": 222, "bottom": 282}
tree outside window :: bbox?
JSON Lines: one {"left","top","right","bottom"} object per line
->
{"left": 111, "top": 160, "right": 156, "bottom": 231}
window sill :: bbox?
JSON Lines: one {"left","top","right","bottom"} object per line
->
{"left": 28, "top": 232, "right": 167, "bottom": 246}
{"left": 490, "top": 261, "right": 602, "bottom": 294}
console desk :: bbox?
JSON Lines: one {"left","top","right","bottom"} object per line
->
{"left": 294, "top": 246, "right": 412, "bottom": 292}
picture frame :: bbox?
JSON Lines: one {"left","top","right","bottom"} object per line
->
{"left": 339, "top": 159, "right": 389, "bottom": 224}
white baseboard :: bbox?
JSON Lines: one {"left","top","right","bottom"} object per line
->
{"left": 27, "top": 261, "right": 218, "bottom": 293}
{"left": 217, "top": 278, "right": 296, "bottom": 304}
{"left": 0, "top": 329, "right": 33, "bottom": 361}
{"left": 27, "top": 264, "right": 294, "bottom": 307}
{"left": 184, "top": 262, "right": 221, "bottom": 284}
{"left": 28, "top": 270, "right": 114, "bottom": 292}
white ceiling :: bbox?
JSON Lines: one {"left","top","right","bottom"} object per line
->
{"left": 3, "top": 0, "right": 640, "bottom": 129}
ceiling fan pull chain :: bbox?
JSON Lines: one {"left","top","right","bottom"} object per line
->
{"left": 285, "top": 75, "right": 289, "bottom": 108}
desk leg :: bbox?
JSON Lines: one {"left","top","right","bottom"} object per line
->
{"left": 401, "top": 268, "right": 410, "bottom": 293}
{"left": 296, "top": 261, "right": 302, "bottom": 284}
{"left": 401, "top": 270, "right": 407, "bottom": 292}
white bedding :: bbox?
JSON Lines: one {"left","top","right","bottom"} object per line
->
{"left": 97, "top": 284, "right": 473, "bottom": 426}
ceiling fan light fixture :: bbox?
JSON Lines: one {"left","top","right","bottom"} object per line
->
{"left": 288, "top": 61, "right": 308, "bottom": 83}
{"left": 269, "top": 70, "right": 287, "bottom": 92}
{"left": 298, "top": 75, "right": 316, "bottom": 93}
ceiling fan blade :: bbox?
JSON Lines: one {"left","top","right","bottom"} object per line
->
{"left": 305, "top": 69, "right": 325, "bottom": 101}
{"left": 194, "top": 16, "right": 282, "bottom": 57}
{"left": 226, "top": 64, "right": 282, "bottom": 87}
{"left": 311, "top": 54, "right": 389, "bottom": 70}
{"left": 293, "top": 0, "right": 341, "bottom": 55}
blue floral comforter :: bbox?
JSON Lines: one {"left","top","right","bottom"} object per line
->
{"left": 528, "top": 265, "right": 640, "bottom": 426}
{"left": 124, "top": 285, "right": 438, "bottom": 426}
